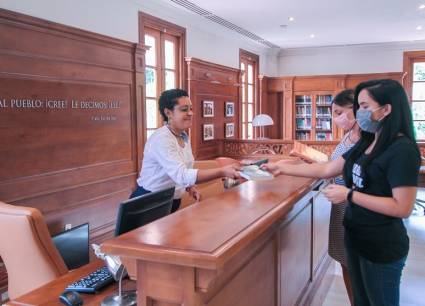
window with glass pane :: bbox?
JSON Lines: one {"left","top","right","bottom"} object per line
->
{"left": 165, "top": 70, "right": 175, "bottom": 90}
{"left": 240, "top": 50, "right": 258, "bottom": 139}
{"left": 144, "top": 32, "right": 159, "bottom": 138}
{"left": 411, "top": 62, "right": 425, "bottom": 140}
{"left": 164, "top": 40, "right": 175, "bottom": 69}
{"left": 145, "top": 35, "right": 156, "bottom": 66}
{"left": 144, "top": 29, "right": 180, "bottom": 139}
{"left": 145, "top": 68, "right": 157, "bottom": 98}
{"left": 146, "top": 99, "right": 158, "bottom": 129}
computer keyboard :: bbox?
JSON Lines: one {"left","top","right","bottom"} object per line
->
{"left": 66, "top": 266, "right": 114, "bottom": 293}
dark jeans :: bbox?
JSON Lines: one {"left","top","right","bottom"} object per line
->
{"left": 346, "top": 243, "right": 406, "bottom": 306}
{"left": 129, "top": 185, "right": 181, "bottom": 213}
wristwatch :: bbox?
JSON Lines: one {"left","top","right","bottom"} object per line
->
{"left": 347, "top": 188, "right": 354, "bottom": 202}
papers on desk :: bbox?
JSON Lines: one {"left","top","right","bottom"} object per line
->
{"left": 239, "top": 165, "right": 274, "bottom": 181}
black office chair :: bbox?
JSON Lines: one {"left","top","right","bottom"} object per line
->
{"left": 113, "top": 187, "right": 175, "bottom": 280}
{"left": 115, "top": 186, "right": 175, "bottom": 236}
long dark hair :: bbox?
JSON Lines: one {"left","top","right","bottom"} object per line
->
{"left": 343, "top": 79, "right": 419, "bottom": 187}
{"left": 332, "top": 88, "right": 357, "bottom": 119}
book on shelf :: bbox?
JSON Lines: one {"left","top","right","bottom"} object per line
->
{"left": 316, "top": 107, "right": 331, "bottom": 116}
{"left": 295, "top": 132, "right": 310, "bottom": 140}
{"left": 316, "top": 118, "right": 331, "bottom": 130}
{"left": 295, "top": 105, "right": 311, "bottom": 115}
{"left": 316, "top": 95, "right": 333, "bottom": 104}
{"left": 290, "top": 141, "right": 329, "bottom": 163}
{"left": 316, "top": 132, "right": 333, "bottom": 141}
{"left": 296, "top": 118, "right": 311, "bottom": 129}
{"left": 295, "top": 95, "right": 312, "bottom": 103}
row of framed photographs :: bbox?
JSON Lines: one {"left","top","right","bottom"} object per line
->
{"left": 203, "top": 101, "right": 234, "bottom": 117}
{"left": 203, "top": 123, "right": 234, "bottom": 140}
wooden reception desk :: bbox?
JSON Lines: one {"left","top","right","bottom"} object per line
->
{"left": 101, "top": 174, "right": 332, "bottom": 306}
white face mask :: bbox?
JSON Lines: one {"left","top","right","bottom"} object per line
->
{"left": 334, "top": 112, "right": 355, "bottom": 131}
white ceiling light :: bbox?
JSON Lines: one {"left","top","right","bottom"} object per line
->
{"left": 417, "top": 25, "right": 423, "bottom": 30}
{"left": 288, "top": 17, "right": 295, "bottom": 22}
{"left": 419, "top": 4, "right": 425, "bottom": 10}
{"left": 310, "top": 34, "right": 315, "bottom": 38}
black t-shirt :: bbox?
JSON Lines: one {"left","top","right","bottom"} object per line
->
{"left": 342, "top": 136, "right": 420, "bottom": 263}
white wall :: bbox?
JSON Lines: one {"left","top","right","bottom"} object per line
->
{"left": 277, "top": 41, "right": 425, "bottom": 76}
{"left": 0, "top": 0, "right": 140, "bottom": 42}
{"left": 7, "top": 0, "right": 423, "bottom": 77}
{"left": 0, "top": 0, "right": 277, "bottom": 75}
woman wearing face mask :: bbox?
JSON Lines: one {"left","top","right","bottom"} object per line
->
{"left": 130, "top": 89, "right": 241, "bottom": 213}
{"left": 327, "top": 89, "right": 360, "bottom": 305}
{"left": 263, "top": 79, "right": 420, "bottom": 306}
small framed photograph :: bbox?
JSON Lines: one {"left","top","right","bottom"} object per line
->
{"left": 225, "top": 101, "right": 234, "bottom": 117}
{"left": 225, "top": 123, "right": 235, "bottom": 138}
{"left": 203, "top": 124, "right": 214, "bottom": 141}
{"left": 203, "top": 101, "right": 214, "bottom": 117}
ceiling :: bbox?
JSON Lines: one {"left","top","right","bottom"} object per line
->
{"left": 168, "top": 0, "right": 425, "bottom": 49}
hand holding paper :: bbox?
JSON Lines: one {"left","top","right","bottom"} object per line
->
{"left": 239, "top": 165, "right": 274, "bottom": 181}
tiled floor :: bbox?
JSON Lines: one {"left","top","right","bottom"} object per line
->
{"left": 322, "top": 192, "right": 425, "bottom": 306}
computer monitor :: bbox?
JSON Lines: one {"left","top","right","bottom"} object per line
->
{"left": 52, "top": 223, "right": 89, "bottom": 270}
{"left": 115, "top": 187, "right": 175, "bottom": 236}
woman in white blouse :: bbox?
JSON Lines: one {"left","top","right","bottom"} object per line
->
{"left": 131, "top": 89, "right": 241, "bottom": 212}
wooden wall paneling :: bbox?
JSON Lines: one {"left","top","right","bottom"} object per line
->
{"left": 260, "top": 76, "right": 282, "bottom": 139}
{"left": 265, "top": 72, "right": 403, "bottom": 141}
{"left": 333, "top": 76, "right": 347, "bottom": 140}
{"left": 258, "top": 75, "right": 266, "bottom": 114}
{"left": 279, "top": 198, "right": 312, "bottom": 306}
{"left": 267, "top": 77, "right": 285, "bottom": 93}
{"left": 402, "top": 52, "right": 420, "bottom": 102}
{"left": 207, "top": 238, "right": 276, "bottom": 306}
{"left": 266, "top": 92, "right": 283, "bottom": 139}
{"left": 282, "top": 77, "right": 294, "bottom": 140}
{"left": 0, "top": 8, "right": 147, "bottom": 295}
{"left": 345, "top": 72, "right": 403, "bottom": 90}
{"left": 133, "top": 44, "right": 148, "bottom": 171}
{"left": 293, "top": 75, "right": 342, "bottom": 92}
{"left": 312, "top": 188, "right": 331, "bottom": 277}
{"left": 186, "top": 57, "right": 240, "bottom": 160}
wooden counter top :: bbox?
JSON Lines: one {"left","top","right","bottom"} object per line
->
{"left": 6, "top": 260, "right": 136, "bottom": 306}
{"left": 101, "top": 174, "right": 320, "bottom": 270}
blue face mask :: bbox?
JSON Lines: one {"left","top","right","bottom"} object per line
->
{"left": 356, "top": 106, "right": 385, "bottom": 133}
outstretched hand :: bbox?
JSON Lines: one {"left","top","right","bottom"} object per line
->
{"left": 260, "top": 162, "right": 281, "bottom": 176}
{"left": 186, "top": 186, "right": 201, "bottom": 202}
{"left": 221, "top": 164, "right": 242, "bottom": 179}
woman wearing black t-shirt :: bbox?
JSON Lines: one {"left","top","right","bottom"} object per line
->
{"left": 263, "top": 79, "right": 420, "bottom": 306}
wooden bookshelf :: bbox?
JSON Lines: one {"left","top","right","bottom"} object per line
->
{"left": 294, "top": 94, "right": 312, "bottom": 140}
{"left": 264, "top": 72, "right": 403, "bottom": 141}
{"left": 315, "top": 94, "right": 333, "bottom": 141}
{"left": 294, "top": 92, "right": 334, "bottom": 141}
